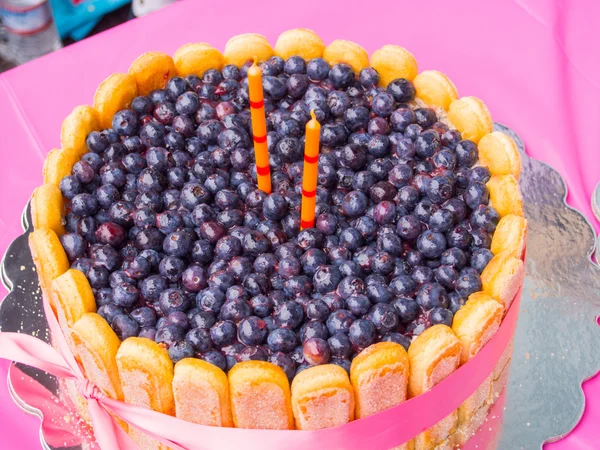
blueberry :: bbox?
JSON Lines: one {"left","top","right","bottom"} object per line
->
{"left": 339, "top": 190, "right": 368, "bottom": 218}
{"left": 210, "top": 320, "right": 237, "bottom": 346}
{"left": 269, "top": 352, "right": 296, "bottom": 381}
{"left": 227, "top": 256, "right": 253, "bottom": 281}
{"left": 417, "top": 230, "right": 447, "bottom": 259}
{"left": 97, "top": 304, "right": 123, "bottom": 324}
{"left": 128, "top": 307, "right": 156, "bottom": 328}
{"left": 371, "top": 91, "right": 395, "bottom": 117}
{"left": 387, "top": 78, "right": 416, "bottom": 103}
{"left": 440, "top": 247, "right": 467, "bottom": 270}
{"left": 313, "top": 265, "right": 342, "bottom": 294}
{"left": 112, "top": 314, "right": 140, "bottom": 340}
{"left": 416, "top": 282, "right": 449, "bottom": 310}
{"left": 368, "top": 303, "right": 399, "bottom": 332}
{"left": 262, "top": 76, "right": 287, "bottom": 101}
{"left": 112, "top": 109, "right": 138, "bottom": 136}
{"left": 71, "top": 193, "right": 99, "bottom": 217}
{"left": 198, "top": 350, "right": 226, "bottom": 371}
{"left": 446, "top": 224, "right": 472, "bottom": 250}
{"left": 414, "top": 108, "right": 437, "bottom": 128}
{"left": 391, "top": 296, "right": 420, "bottom": 324}
{"left": 346, "top": 294, "right": 371, "bottom": 316}
{"left": 456, "top": 269, "right": 482, "bottom": 298}
{"left": 348, "top": 319, "right": 376, "bottom": 349}
{"left": 358, "top": 67, "right": 379, "bottom": 87}
{"left": 302, "top": 337, "right": 331, "bottom": 365}
{"left": 272, "top": 300, "right": 303, "bottom": 328}
{"left": 86, "top": 131, "right": 109, "bottom": 153}
{"left": 157, "top": 288, "right": 189, "bottom": 315}
{"left": 168, "top": 341, "right": 194, "bottom": 363}
{"left": 131, "top": 96, "right": 153, "bottom": 115}
{"left": 455, "top": 140, "right": 478, "bottom": 168}
{"left": 434, "top": 265, "right": 459, "bottom": 290}
{"left": 395, "top": 214, "right": 420, "bottom": 240}
{"left": 296, "top": 228, "right": 325, "bottom": 250}
{"left": 305, "top": 58, "right": 328, "bottom": 81}
{"left": 327, "top": 91, "right": 351, "bottom": 118}
{"left": 471, "top": 205, "right": 500, "bottom": 232}
{"left": 219, "top": 297, "right": 251, "bottom": 322}
{"left": 326, "top": 309, "right": 356, "bottom": 335}
{"left": 382, "top": 332, "right": 411, "bottom": 351}
{"left": 463, "top": 182, "right": 489, "bottom": 209}
{"left": 344, "top": 106, "right": 370, "bottom": 132}
{"left": 59, "top": 233, "right": 86, "bottom": 260}
{"left": 471, "top": 248, "right": 494, "bottom": 273}
{"left": 263, "top": 193, "right": 288, "bottom": 221}
{"left": 328, "top": 63, "right": 354, "bottom": 88}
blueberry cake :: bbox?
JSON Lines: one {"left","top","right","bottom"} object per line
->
{"left": 29, "top": 29, "right": 527, "bottom": 449}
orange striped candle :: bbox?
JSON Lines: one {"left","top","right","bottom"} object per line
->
{"left": 247, "top": 58, "right": 271, "bottom": 194}
{"left": 300, "top": 110, "right": 321, "bottom": 230}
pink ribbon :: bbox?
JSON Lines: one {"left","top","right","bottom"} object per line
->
{"left": 0, "top": 290, "right": 521, "bottom": 450}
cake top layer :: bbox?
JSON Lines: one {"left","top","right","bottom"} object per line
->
{"left": 57, "top": 54, "right": 500, "bottom": 381}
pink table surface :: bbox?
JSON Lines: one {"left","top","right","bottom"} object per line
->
{"left": 0, "top": 0, "right": 599, "bottom": 448}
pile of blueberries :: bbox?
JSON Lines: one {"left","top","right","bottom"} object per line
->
{"left": 57, "top": 55, "right": 500, "bottom": 380}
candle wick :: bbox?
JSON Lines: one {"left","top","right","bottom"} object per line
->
{"left": 310, "top": 109, "right": 317, "bottom": 121}
{"left": 253, "top": 55, "right": 258, "bottom": 66}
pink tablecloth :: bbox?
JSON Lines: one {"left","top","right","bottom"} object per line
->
{"left": 0, "top": 0, "right": 598, "bottom": 448}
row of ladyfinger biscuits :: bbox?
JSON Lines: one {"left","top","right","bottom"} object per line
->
{"left": 28, "top": 28, "right": 527, "bottom": 449}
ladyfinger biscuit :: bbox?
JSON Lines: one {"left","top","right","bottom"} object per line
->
{"left": 93, "top": 73, "right": 138, "bottom": 130}
{"left": 491, "top": 338, "right": 514, "bottom": 402}
{"left": 60, "top": 105, "right": 99, "bottom": 157}
{"left": 487, "top": 174, "right": 524, "bottom": 218}
{"left": 43, "top": 148, "right": 79, "bottom": 186}
{"left": 323, "top": 40, "right": 369, "bottom": 73}
{"left": 350, "top": 342, "right": 409, "bottom": 419}
{"left": 478, "top": 131, "right": 522, "bottom": 179}
{"left": 116, "top": 337, "right": 175, "bottom": 450}
{"left": 452, "top": 295, "right": 503, "bottom": 430}
{"left": 447, "top": 97, "right": 493, "bottom": 143}
{"left": 129, "top": 52, "right": 177, "bottom": 96}
{"left": 454, "top": 400, "right": 491, "bottom": 446}
{"left": 228, "top": 360, "right": 293, "bottom": 430}
{"left": 224, "top": 33, "right": 274, "bottom": 67}
{"left": 274, "top": 29, "right": 325, "bottom": 60}
{"left": 51, "top": 269, "right": 96, "bottom": 345}
{"left": 370, "top": 45, "right": 418, "bottom": 86}
{"left": 291, "top": 364, "right": 354, "bottom": 430}
{"left": 29, "top": 228, "right": 70, "bottom": 304}
{"left": 481, "top": 252, "right": 524, "bottom": 310}
{"left": 71, "top": 313, "right": 124, "bottom": 401}
{"left": 413, "top": 71, "right": 458, "bottom": 110}
{"left": 31, "top": 183, "right": 65, "bottom": 236}
{"left": 173, "top": 43, "right": 224, "bottom": 78}
{"left": 408, "top": 325, "right": 461, "bottom": 450}
{"left": 491, "top": 214, "right": 528, "bottom": 259}
{"left": 173, "top": 358, "right": 233, "bottom": 427}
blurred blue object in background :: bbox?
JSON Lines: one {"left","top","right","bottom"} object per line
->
{"left": 49, "top": 0, "right": 130, "bottom": 40}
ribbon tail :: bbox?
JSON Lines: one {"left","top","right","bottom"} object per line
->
{"left": 88, "top": 398, "right": 139, "bottom": 450}
{"left": 102, "top": 397, "right": 188, "bottom": 450}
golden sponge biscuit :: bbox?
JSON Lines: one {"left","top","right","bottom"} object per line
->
{"left": 51, "top": 269, "right": 96, "bottom": 329}
{"left": 487, "top": 174, "right": 524, "bottom": 217}
{"left": 173, "top": 358, "right": 232, "bottom": 427}
{"left": 323, "top": 39, "right": 369, "bottom": 73}
{"left": 447, "top": 97, "right": 493, "bottom": 143}
{"left": 72, "top": 313, "right": 124, "bottom": 401}
{"left": 31, "top": 183, "right": 65, "bottom": 236}
{"left": 452, "top": 293, "right": 504, "bottom": 365}
{"left": 491, "top": 214, "right": 528, "bottom": 259}
{"left": 93, "top": 73, "right": 138, "bottom": 130}
{"left": 173, "top": 43, "right": 224, "bottom": 78}
{"left": 29, "top": 228, "right": 69, "bottom": 303}
{"left": 129, "top": 52, "right": 177, "bottom": 96}
{"left": 413, "top": 70, "right": 458, "bottom": 110}
{"left": 43, "top": 148, "right": 79, "bottom": 186}
{"left": 455, "top": 397, "right": 491, "bottom": 446}
{"left": 370, "top": 45, "right": 418, "bottom": 86}
{"left": 350, "top": 342, "right": 409, "bottom": 419}
{"left": 291, "top": 364, "right": 355, "bottom": 430}
{"left": 60, "top": 105, "right": 99, "bottom": 157}
{"left": 274, "top": 28, "right": 325, "bottom": 60}
{"left": 224, "top": 34, "right": 274, "bottom": 67}
{"left": 116, "top": 337, "right": 174, "bottom": 450}
{"left": 481, "top": 251, "right": 525, "bottom": 310}
{"left": 408, "top": 325, "right": 461, "bottom": 449}
{"left": 491, "top": 338, "right": 514, "bottom": 402}
{"left": 478, "top": 132, "right": 522, "bottom": 179}
{"left": 228, "top": 361, "right": 293, "bottom": 430}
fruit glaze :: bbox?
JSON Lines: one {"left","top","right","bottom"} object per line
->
{"left": 29, "top": 29, "right": 527, "bottom": 449}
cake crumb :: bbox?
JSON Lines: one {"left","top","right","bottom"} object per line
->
{"left": 20, "top": 265, "right": 25, "bottom": 271}
{"left": 525, "top": 352, "right": 530, "bottom": 360}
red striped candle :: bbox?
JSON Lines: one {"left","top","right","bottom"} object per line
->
{"left": 247, "top": 59, "right": 271, "bottom": 194}
{"left": 300, "top": 110, "right": 321, "bottom": 230}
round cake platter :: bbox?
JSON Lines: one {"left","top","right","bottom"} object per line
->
{"left": 0, "top": 124, "right": 599, "bottom": 450}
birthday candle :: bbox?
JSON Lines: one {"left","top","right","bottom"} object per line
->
{"left": 300, "top": 110, "right": 321, "bottom": 230}
{"left": 247, "top": 59, "right": 271, "bottom": 194}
